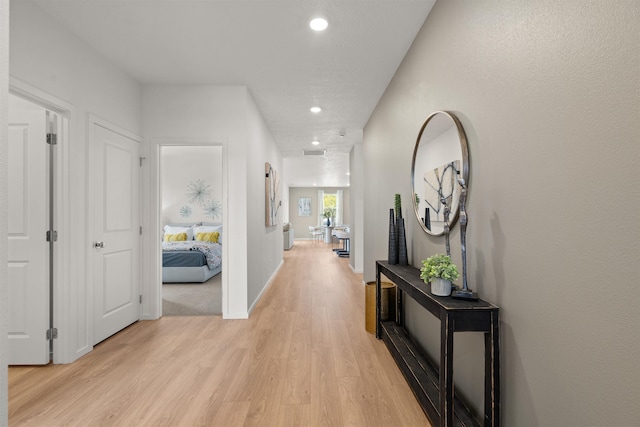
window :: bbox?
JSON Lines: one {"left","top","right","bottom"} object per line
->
{"left": 323, "top": 193, "right": 336, "bottom": 213}
{"left": 319, "top": 190, "right": 343, "bottom": 225}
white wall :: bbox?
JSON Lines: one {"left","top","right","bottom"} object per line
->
{"left": 9, "top": 0, "right": 143, "bottom": 363}
{"left": 363, "top": 1, "right": 639, "bottom": 425}
{"left": 244, "top": 91, "right": 284, "bottom": 309}
{"left": 0, "top": 0, "right": 9, "bottom": 422}
{"left": 349, "top": 144, "right": 364, "bottom": 273}
{"left": 142, "top": 85, "right": 283, "bottom": 319}
{"left": 160, "top": 145, "right": 223, "bottom": 226}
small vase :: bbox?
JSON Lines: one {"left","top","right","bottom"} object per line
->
{"left": 398, "top": 218, "right": 408, "bottom": 266}
{"left": 431, "top": 277, "right": 452, "bottom": 296}
{"left": 388, "top": 209, "right": 398, "bottom": 265}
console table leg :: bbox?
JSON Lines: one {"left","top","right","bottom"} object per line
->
{"left": 440, "top": 312, "right": 455, "bottom": 427}
{"left": 484, "top": 311, "right": 500, "bottom": 427}
{"left": 376, "top": 269, "right": 381, "bottom": 339}
{"left": 397, "top": 288, "right": 403, "bottom": 326}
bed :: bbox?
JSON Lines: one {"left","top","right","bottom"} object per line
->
{"left": 162, "top": 223, "right": 222, "bottom": 283}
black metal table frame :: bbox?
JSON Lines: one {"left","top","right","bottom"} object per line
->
{"left": 333, "top": 233, "right": 350, "bottom": 258}
{"left": 376, "top": 261, "right": 500, "bottom": 427}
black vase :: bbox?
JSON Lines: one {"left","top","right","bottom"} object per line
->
{"left": 388, "top": 209, "right": 398, "bottom": 265}
{"left": 398, "top": 218, "right": 408, "bottom": 266}
{"left": 425, "top": 207, "right": 431, "bottom": 231}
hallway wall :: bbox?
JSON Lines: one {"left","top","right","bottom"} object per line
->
{"left": 363, "top": 0, "right": 639, "bottom": 425}
{"left": 142, "top": 85, "right": 283, "bottom": 319}
{"left": 9, "top": 0, "right": 143, "bottom": 363}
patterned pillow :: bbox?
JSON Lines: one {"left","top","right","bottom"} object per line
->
{"left": 163, "top": 225, "right": 194, "bottom": 240}
{"left": 164, "top": 232, "right": 188, "bottom": 242}
{"left": 196, "top": 231, "right": 219, "bottom": 243}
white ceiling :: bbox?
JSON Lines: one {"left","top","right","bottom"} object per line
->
{"left": 33, "top": 0, "right": 436, "bottom": 187}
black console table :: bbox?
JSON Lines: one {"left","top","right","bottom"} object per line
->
{"left": 376, "top": 261, "right": 500, "bottom": 427}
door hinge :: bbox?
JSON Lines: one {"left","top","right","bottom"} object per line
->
{"left": 139, "top": 156, "right": 146, "bottom": 167}
{"left": 46, "top": 230, "right": 58, "bottom": 242}
{"left": 47, "top": 133, "right": 57, "bottom": 145}
{"left": 140, "top": 226, "right": 143, "bottom": 235}
{"left": 139, "top": 295, "right": 142, "bottom": 304}
{"left": 46, "top": 328, "right": 58, "bottom": 340}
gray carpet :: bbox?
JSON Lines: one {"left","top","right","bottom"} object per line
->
{"left": 162, "top": 273, "right": 222, "bottom": 316}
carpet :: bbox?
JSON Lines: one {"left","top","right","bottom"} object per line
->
{"left": 162, "top": 273, "right": 222, "bottom": 316}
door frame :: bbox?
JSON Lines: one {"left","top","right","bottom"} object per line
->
{"left": 142, "top": 139, "right": 228, "bottom": 320}
{"left": 9, "top": 78, "right": 73, "bottom": 363}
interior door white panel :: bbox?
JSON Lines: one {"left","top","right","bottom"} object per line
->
{"left": 93, "top": 123, "right": 141, "bottom": 344}
{"left": 7, "top": 110, "right": 50, "bottom": 365}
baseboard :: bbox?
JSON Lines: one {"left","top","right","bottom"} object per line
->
{"left": 223, "top": 311, "right": 249, "bottom": 320}
{"left": 247, "top": 259, "right": 284, "bottom": 316}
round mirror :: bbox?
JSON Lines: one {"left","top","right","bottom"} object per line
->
{"left": 411, "top": 111, "right": 469, "bottom": 236}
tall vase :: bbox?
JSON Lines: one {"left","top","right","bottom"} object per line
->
{"left": 398, "top": 218, "right": 408, "bottom": 266}
{"left": 388, "top": 209, "right": 398, "bottom": 265}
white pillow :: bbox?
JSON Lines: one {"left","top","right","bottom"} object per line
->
{"left": 193, "top": 225, "right": 222, "bottom": 243}
{"left": 163, "top": 225, "right": 194, "bottom": 241}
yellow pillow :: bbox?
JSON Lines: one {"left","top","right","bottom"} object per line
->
{"left": 196, "top": 231, "right": 219, "bottom": 243}
{"left": 164, "top": 232, "right": 187, "bottom": 242}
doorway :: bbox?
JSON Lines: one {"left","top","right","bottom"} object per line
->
{"left": 159, "top": 145, "right": 223, "bottom": 316}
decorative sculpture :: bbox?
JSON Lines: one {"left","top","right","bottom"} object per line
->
{"left": 441, "top": 195, "right": 451, "bottom": 257}
{"left": 452, "top": 178, "right": 478, "bottom": 300}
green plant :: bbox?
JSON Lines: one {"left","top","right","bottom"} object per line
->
{"left": 323, "top": 208, "right": 335, "bottom": 219}
{"left": 420, "top": 254, "right": 460, "bottom": 282}
{"left": 394, "top": 193, "right": 402, "bottom": 220}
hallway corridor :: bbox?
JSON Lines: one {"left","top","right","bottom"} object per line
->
{"left": 9, "top": 241, "right": 428, "bottom": 426}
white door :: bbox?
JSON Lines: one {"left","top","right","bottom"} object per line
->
{"left": 7, "top": 109, "right": 50, "bottom": 365}
{"left": 92, "top": 123, "right": 141, "bottom": 344}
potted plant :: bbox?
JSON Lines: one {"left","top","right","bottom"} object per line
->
{"left": 420, "top": 254, "right": 460, "bottom": 296}
{"left": 322, "top": 208, "right": 335, "bottom": 226}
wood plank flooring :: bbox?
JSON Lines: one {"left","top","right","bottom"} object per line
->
{"left": 9, "top": 241, "right": 429, "bottom": 426}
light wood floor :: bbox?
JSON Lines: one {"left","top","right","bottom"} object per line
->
{"left": 9, "top": 241, "right": 429, "bottom": 426}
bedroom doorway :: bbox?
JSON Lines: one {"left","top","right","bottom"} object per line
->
{"left": 159, "top": 145, "right": 223, "bottom": 316}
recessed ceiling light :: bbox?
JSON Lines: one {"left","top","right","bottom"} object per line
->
{"left": 312, "top": 140, "right": 320, "bottom": 146}
{"left": 346, "top": 172, "right": 351, "bottom": 176}
{"left": 310, "top": 106, "right": 322, "bottom": 113}
{"left": 309, "top": 17, "right": 328, "bottom": 31}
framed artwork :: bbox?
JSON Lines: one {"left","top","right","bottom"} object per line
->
{"left": 298, "top": 197, "right": 311, "bottom": 216}
{"left": 265, "top": 162, "right": 281, "bottom": 226}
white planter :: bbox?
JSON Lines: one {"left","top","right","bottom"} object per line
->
{"left": 431, "top": 277, "right": 452, "bottom": 296}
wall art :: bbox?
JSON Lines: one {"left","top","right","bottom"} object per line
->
{"left": 298, "top": 197, "right": 311, "bottom": 216}
{"left": 265, "top": 162, "right": 281, "bottom": 226}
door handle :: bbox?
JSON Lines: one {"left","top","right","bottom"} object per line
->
{"left": 94, "top": 241, "right": 105, "bottom": 249}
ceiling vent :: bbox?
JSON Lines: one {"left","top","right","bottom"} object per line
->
{"left": 303, "top": 150, "right": 326, "bottom": 156}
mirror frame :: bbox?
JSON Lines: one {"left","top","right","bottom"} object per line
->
{"left": 411, "top": 110, "right": 469, "bottom": 236}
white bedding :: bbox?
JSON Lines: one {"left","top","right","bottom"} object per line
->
{"left": 161, "top": 223, "right": 223, "bottom": 283}
{"left": 162, "top": 240, "right": 222, "bottom": 271}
